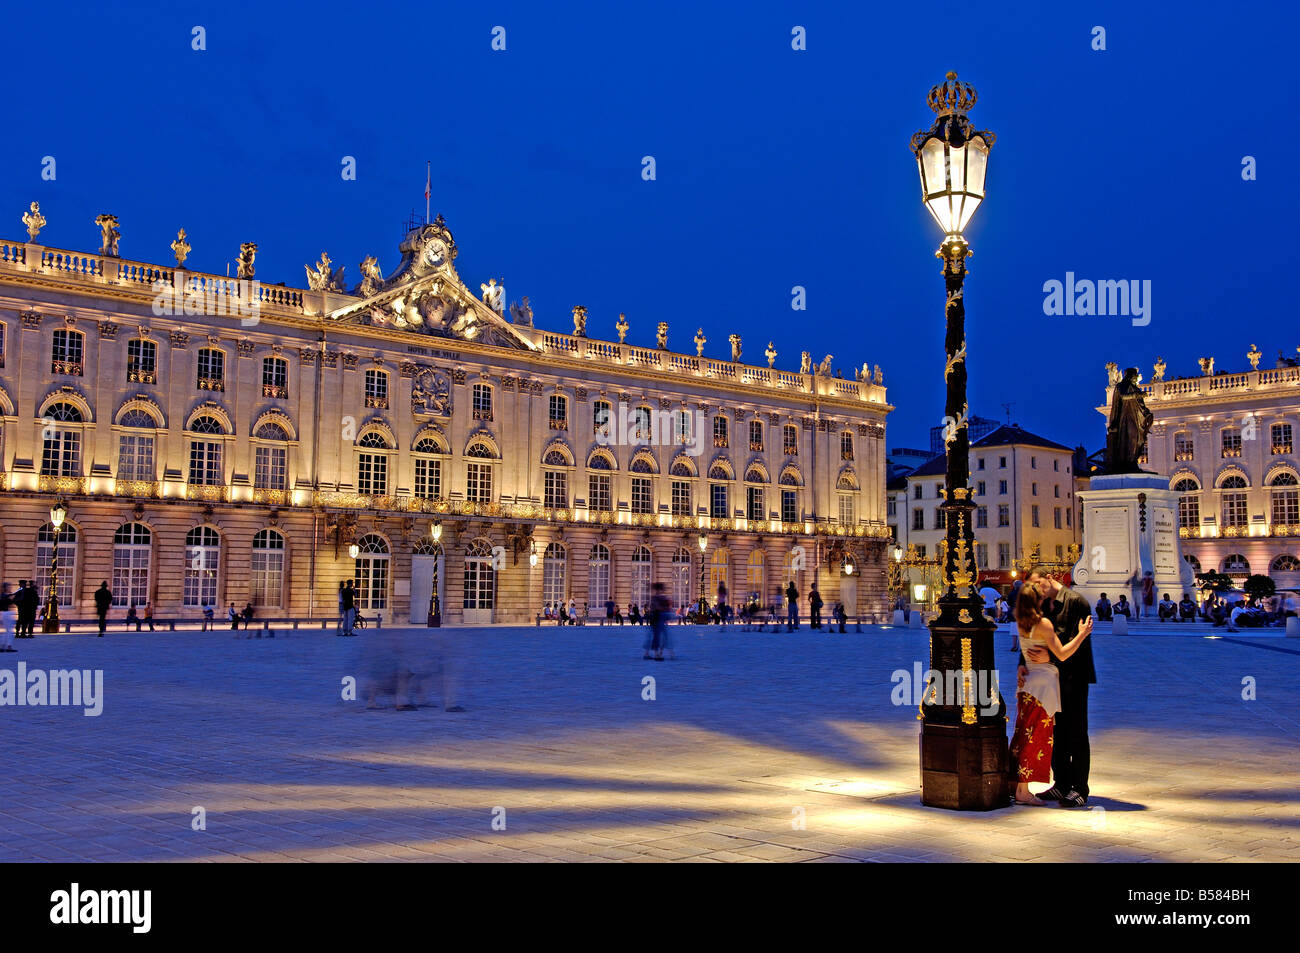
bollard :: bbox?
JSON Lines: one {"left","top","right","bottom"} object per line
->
{"left": 169, "top": 621, "right": 175, "bottom": 631}
{"left": 1113, "top": 614, "right": 1129, "bottom": 636}
{"left": 909, "top": 611, "right": 924, "bottom": 628}
{"left": 293, "top": 620, "right": 299, "bottom": 630}
{"left": 892, "top": 610, "right": 905, "bottom": 626}
{"left": 1286, "top": 616, "right": 1299, "bottom": 638}
{"left": 322, "top": 620, "right": 328, "bottom": 630}
{"left": 376, "top": 613, "right": 383, "bottom": 629}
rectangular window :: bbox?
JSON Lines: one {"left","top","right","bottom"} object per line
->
{"left": 1178, "top": 492, "right": 1199, "bottom": 530}
{"left": 1221, "top": 429, "right": 1242, "bottom": 458}
{"left": 414, "top": 458, "right": 442, "bottom": 500}
{"left": 1055, "top": 544, "right": 1064, "bottom": 560}
{"left": 914, "top": 484, "right": 924, "bottom": 500}
{"left": 364, "top": 370, "right": 389, "bottom": 409}
{"left": 466, "top": 462, "right": 493, "bottom": 503}
{"left": 594, "top": 401, "right": 611, "bottom": 436}
{"left": 544, "top": 470, "right": 568, "bottom": 508}
{"left": 254, "top": 446, "right": 287, "bottom": 490}
{"left": 839, "top": 494, "right": 855, "bottom": 526}
{"left": 589, "top": 473, "right": 612, "bottom": 512}
{"left": 976, "top": 481, "right": 986, "bottom": 496}
{"left": 549, "top": 394, "right": 568, "bottom": 430}
{"left": 1054, "top": 507, "right": 1062, "bottom": 529}
{"left": 841, "top": 433, "right": 854, "bottom": 461}
{"left": 41, "top": 430, "right": 82, "bottom": 477}
{"left": 1054, "top": 484, "right": 1060, "bottom": 498}
{"left": 197, "top": 348, "right": 225, "bottom": 391}
{"left": 51, "top": 329, "right": 84, "bottom": 375}
{"left": 1272, "top": 424, "right": 1293, "bottom": 456}
{"left": 750, "top": 420, "right": 764, "bottom": 452}
{"left": 976, "top": 543, "right": 988, "bottom": 568}
{"left": 710, "top": 483, "right": 728, "bottom": 519}
{"left": 713, "top": 416, "right": 728, "bottom": 448}
{"left": 1031, "top": 456, "right": 1037, "bottom": 469}
{"left": 999, "top": 480, "right": 1008, "bottom": 495}
{"left": 1067, "top": 508, "right": 1073, "bottom": 527}
{"left": 977, "top": 458, "right": 985, "bottom": 470}
{"left": 934, "top": 507, "right": 946, "bottom": 530}
{"left": 357, "top": 453, "right": 388, "bottom": 495}
{"left": 117, "top": 434, "right": 155, "bottom": 482}
{"left": 998, "top": 504, "right": 1010, "bottom": 527}
{"left": 998, "top": 542, "right": 1010, "bottom": 569}
{"left": 1175, "top": 432, "right": 1195, "bottom": 461}
{"left": 887, "top": 498, "right": 897, "bottom": 517}
{"left": 127, "top": 339, "right": 157, "bottom": 383}
{"left": 976, "top": 506, "right": 988, "bottom": 528}
{"left": 1272, "top": 489, "right": 1299, "bottom": 526}
{"left": 250, "top": 550, "right": 284, "bottom": 608}
{"left": 188, "top": 441, "right": 223, "bottom": 485}
{"left": 671, "top": 480, "right": 692, "bottom": 517}
{"left": 782, "top": 490, "right": 798, "bottom": 524}
{"left": 1221, "top": 492, "right": 1248, "bottom": 528}
{"left": 633, "top": 407, "right": 651, "bottom": 442}
{"left": 262, "top": 358, "right": 288, "bottom": 398}
{"left": 632, "top": 477, "right": 654, "bottom": 515}
{"left": 1031, "top": 482, "right": 1038, "bottom": 496}
{"left": 999, "top": 457, "right": 1007, "bottom": 468}
{"left": 749, "top": 486, "right": 767, "bottom": 522}
{"left": 674, "top": 410, "right": 692, "bottom": 445}
{"left": 472, "top": 383, "right": 493, "bottom": 421}
{"left": 783, "top": 425, "right": 798, "bottom": 456}
{"left": 1031, "top": 505, "right": 1040, "bottom": 527}
{"left": 912, "top": 508, "right": 925, "bottom": 531}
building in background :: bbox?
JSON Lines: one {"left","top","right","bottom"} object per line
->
{"left": 929, "top": 414, "right": 998, "bottom": 455}
{"left": 890, "top": 424, "right": 1081, "bottom": 599}
{"left": 887, "top": 446, "right": 932, "bottom": 481}
{"left": 1112, "top": 349, "right": 1300, "bottom": 592}
{"left": 0, "top": 208, "right": 892, "bottom": 624}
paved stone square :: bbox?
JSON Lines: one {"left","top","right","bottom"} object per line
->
{"left": 1, "top": 621, "right": 1297, "bottom": 862}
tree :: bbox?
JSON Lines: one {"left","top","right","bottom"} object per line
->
{"left": 1244, "top": 574, "right": 1276, "bottom": 600}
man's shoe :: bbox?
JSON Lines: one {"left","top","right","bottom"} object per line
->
{"left": 1061, "top": 790, "right": 1088, "bottom": 808}
{"left": 1037, "top": 786, "right": 1065, "bottom": 801}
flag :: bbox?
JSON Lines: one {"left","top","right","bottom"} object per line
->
{"left": 424, "top": 161, "right": 431, "bottom": 202}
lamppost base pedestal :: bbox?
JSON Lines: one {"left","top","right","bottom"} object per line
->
{"left": 920, "top": 722, "right": 1011, "bottom": 810}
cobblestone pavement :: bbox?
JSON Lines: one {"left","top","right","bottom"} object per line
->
{"left": 2, "top": 622, "right": 1296, "bottom": 862}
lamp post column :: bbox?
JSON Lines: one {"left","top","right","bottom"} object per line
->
{"left": 43, "top": 527, "right": 61, "bottom": 633}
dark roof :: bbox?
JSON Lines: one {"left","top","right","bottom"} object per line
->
{"left": 886, "top": 474, "right": 911, "bottom": 491}
{"left": 902, "top": 425, "right": 1074, "bottom": 481}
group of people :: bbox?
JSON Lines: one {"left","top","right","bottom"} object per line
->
{"left": 0, "top": 580, "right": 45, "bottom": 647}
{"left": 542, "top": 600, "right": 584, "bottom": 624}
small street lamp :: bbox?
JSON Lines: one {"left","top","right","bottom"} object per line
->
{"left": 910, "top": 71, "right": 1006, "bottom": 810}
{"left": 697, "top": 535, "right": 708, "bottom": 615}
{"left": 43, "top": 500, "right": 69, "bottom": 633}
{"left": 348, "top": 542, "right": 360, "bottom": 560}
{"left": 428, "top": 521, "right": 442, "bottom": 628}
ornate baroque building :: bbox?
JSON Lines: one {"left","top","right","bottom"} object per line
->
{"left": 0, "top": 209, "right": 892, "bottom": 624}
{"left": 1112, "top": 350, "right": 1300, "bottom": 592}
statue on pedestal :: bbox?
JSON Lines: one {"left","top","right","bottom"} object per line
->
{"left": 616, "top": 313, "right": 629, "bottom": 343}
{"left": 656, "top": 322, "right": 668, "bottom": 350}
{"left": 729, "top": 334, "right": 741, "bottom": 362}
{"left": 359, "top": 256, "right": 384, "bottom": 297}
{"left": 572, "top": 305, "right": 588, "bottom": 338}
{"left": 23, "top": 202, "right": 45, "bottom": 242}
{"left": 1105, "top": 366, "right": 1154, "bottom": 474}
{"left": 171, "top": 228, "right": 191, "bottom": 266}
{"left": 236, "top": 243, "right": 257, "bottom": 279}
{"left": 1152, "top": 356, "right": 1166, "bottom": 382}
{"left": 694, "top": 328, "right": 706, "bottom": 357}
{"left": 95, "top": 214, "right": 120, "bottom": 257}
{"left": 765, "top": 342, "right": 777, "bottom": 368}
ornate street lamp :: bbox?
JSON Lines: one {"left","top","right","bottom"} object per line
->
{"left": 428, "top": 521, "right": 442, "bottom": 628}
{"left": 43, "top": 500, "right": 69, "bottom": 633}
{"left": 910, "top": 72, "right": 1008, "bottom": 810}
{"left": 697, "top": 534, "right": 708, "bottom": 614}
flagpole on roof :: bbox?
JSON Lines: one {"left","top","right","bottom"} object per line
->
{"left": 425, "top": 160, "right": 431, "bottom": 225}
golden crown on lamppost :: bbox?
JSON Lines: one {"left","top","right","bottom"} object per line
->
{"left": 926, "top": 71, "right": 979, "bottom": 116}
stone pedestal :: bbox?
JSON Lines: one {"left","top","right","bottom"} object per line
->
{"left": 1071, "top": 473, "right": 1195, "bottom": 612}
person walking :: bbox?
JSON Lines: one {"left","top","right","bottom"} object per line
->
{"left": 0, "top": 583, "right": 16, "bottom": 652}
{"left": 1021, "top": 568, "right": 1098, "bottom": 808}
{"left": 716, "top": 580, "right": 729, "bottom": 628}
{"left": 94, "top": 582, "right": 112, "bottom": 636}
{"left": 785, "top": 581, "right": 799, "bottom": 631}
{"left": 1140, "top": 571, "right": 1155, "bottom": 620}
{"left": 228, "top": 602, "right": 240, "bottom": 631}
{"left": 648, "top": 582, "right": 673, "bottom": 661}
{"left": 202, "top": 601, "right": 214, "bottom": 631}
{"left": 143, "top": 602, "right": 155, "bottom": 632}
{"left": 809, "top": 583, "right": 823, "bottom": 630}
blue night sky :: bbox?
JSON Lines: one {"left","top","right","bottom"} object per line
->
{"left": 3, "top": 0, "right": 1295, "bottom": 454}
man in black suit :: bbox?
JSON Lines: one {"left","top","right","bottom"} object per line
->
{"left": 1021, "top": 568, "right": 1096, "bottom": 808}
{"left": 16, "top": 580, "right": 40, "bottom": 638}
{"left": 93, "top": 581, "right": 113, "bottom": 637}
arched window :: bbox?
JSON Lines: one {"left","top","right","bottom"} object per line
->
{"left": 184, "top": 526, "right": 220, "bottom": 607}
{"left": 544, "top": 449, "right": 570, "bottom": 466}
{"left": 254, "top": 422, "right": 289, "bottom": 491}
{"left": 51, "top": 328, "right": 84, "bottom": 375}
{"left": 251, "top": 529, "right": 285, "bottom": 607}
{"left": 543, "top": 542, "right": 567, "bottom": 607}
{"left": 1271, "top": 553, "right": 1300, "bottom": 573}
{"left": 119, "top": 409, "right": 157, "bottom": 429}
{"left": 188, "top": 416, "right": 226, "bottom": 486}
{"left": 589, "top": 544, "right": 611, "bottom": 607}
{"left": 543, "top": 450, "right": 569, "bottom": 508}
{"left": 1221, "top": 474, "right": 1248, "bottom": 489}
{"left": 670, "top": 547, "right": 692, "bottom": 610}
{"left": 41, "top": 402, "right": 84, "bottom": 477}
{"left": 413, "top": 436, "right": 445, "bottom": 501}
{"left": 354, "top": 534, "right": 389, "bottom": 610}
{"left": 112, "top": 523, "right": 152, "bottom": 608}
{"left": 357, "top": 431, "right": 392, "bottom": 495}
{"left": 1222, "top": 553, "right": 1250, "bottom": 575}
{"left": 670, "top": 460, "right": 694, "bottom": 477}
{"left": 631, "top": 545, "right": 652, "bottom": 609}
{"left": 630, "top": 455, "right": 656, "bottom": 474}
{"left": 466, "top": 442, "right": 495, "bottom": 503}
{"left": 1183, "top": 553, "right": 1202, "bottom": 575}
{"left": 35, "top": 522, "right": 77, "bottom": 608}
{"left": 463, "top": 538, "right": 496, "bottom": 616}
{"left": 1220, "top": 474, "right": 1248, "bottom": 530}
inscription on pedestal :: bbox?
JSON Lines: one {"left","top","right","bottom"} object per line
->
{"left": 1153, "top": 507, "right": 1177, "bottom": 573}
{"left": 1092, "top": 506, "right": 1132, "bottom": 576}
